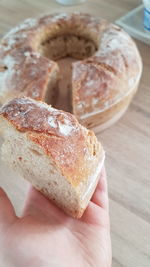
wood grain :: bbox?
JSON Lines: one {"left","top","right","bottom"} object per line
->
{"left": 0, "top": 1, "right": 150, "bottom": 266}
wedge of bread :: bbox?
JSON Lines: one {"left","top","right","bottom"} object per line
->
{"left": 0, "top": 97, "right": 104, "bottom": 218}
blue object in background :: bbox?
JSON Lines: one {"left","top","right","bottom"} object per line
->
{"left": 144, "top": 8, "right": 150, "bottom": 30}
{"left": 143, "top": 0, "right": 150, "bottom": 31}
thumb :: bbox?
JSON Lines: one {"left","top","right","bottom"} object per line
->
{"left": 0, "top": 187, "right": 17, "bottom": 231}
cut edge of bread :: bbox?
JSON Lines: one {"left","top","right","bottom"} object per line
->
{"left": 0, "top": 116, "right": 104, "bottom": 218}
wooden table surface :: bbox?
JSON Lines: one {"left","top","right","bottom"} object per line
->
{"left": 0, "top": 0, "right": 150, "bottom": 266}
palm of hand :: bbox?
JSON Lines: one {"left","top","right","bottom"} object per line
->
{"left": 0, "top": 168, "right": 111, "bottom": 267}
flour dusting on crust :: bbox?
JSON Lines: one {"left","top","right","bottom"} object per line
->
{"left": 0, "top": 98, "right": 79, "bottom": 137}
{"left": 0, "top": 13, "right": 142, "bottom": 122}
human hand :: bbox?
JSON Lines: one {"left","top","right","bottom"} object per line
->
{"left": 0, "top": 167, "right": 112, "bottom": 267}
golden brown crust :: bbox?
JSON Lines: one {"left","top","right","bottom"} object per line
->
{"left": 0, "top": 97, "right": 102, "bottom": 187}
{"left": 0, "top": 13, "right": 142, "bottom": 129}
{"left": 72, "top": 60, "right": 127, "bottom": 116}
{"left": 72, "top": 24, "right": 142, "bottom": 118}
{"left": 0, "top": 48, "right": 58, "bottom": 103}
{"left": 0, "top": 13, "right": 106, "bottom": 105}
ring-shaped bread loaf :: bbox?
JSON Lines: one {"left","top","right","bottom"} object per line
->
{"left": 0, "top": 12, "right": 142, "bottom": 131}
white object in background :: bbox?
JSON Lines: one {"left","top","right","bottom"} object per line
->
{"left": 56, "top": 0, "right": 86, "bottom": 5}
{"left": 143, "top": 0, "right": 150, "bottom": 31}
{"left": 116, "top": 5, "right": 150, "bottom": 45}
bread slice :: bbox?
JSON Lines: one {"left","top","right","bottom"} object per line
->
{"left": 0, "top": 97, "right": 104, "bottom": 218}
